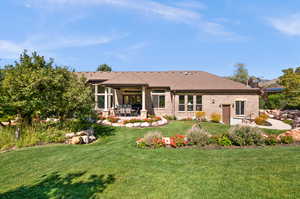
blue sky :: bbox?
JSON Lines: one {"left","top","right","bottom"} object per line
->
{"left": 1, "top": 0, "right": 300, "bottom": 79}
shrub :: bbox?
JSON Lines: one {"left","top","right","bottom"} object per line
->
{"left": 228, "top": 126, "right": 265, "bottom": 146}
{"left": 180, "top": 117, "right": 193, "bottom": 121}
{"left": 254, "top": 116, "right": 269, "bottom": 126}
{"left": 195, "top": 111, "right": 206, "bottom": 121}
{"left": 259, "top": 113, "right": 269, "bottom": 120}
{"left": 143, "top": 131, "right": 163, "bottom": 148}
{"left": 265, "top": 93, "right": 287, "bottom": 110}
{"left": 170, "top": 135, "right": 187, "bottom": 147}
{"left": 280, "top": 136, "right": 294, "bottom": 144}
{"left": 106, "top": 117, "right": 120, "bottom": 123}
{"left": 265, "top": 135, "right": 277, "bottom": 145}
{"left": 217, "top": 135, "right": 232, "bottom": 146}
{"left": 211, "top": 113, "right": 221, "bottom": 123}
{"left": 163, "top": 115, "right": 177, "bottom": 120}
{"left": 186, "top": 126, "right": 210, "bottom": 146}
{"left": 283, "top": 119, "right": 293, "bottom": 126}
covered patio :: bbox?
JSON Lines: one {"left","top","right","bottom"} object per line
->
{"left": 93, "top": 73, "right": 149, "bottom": 118}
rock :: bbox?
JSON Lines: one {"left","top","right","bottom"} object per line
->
{"left": 277, "top": 129, "right": 300, "bottom": 142}
{"left": 151, "top": 122, "right": 158, "bottom": 126}
{"left": 125, "top": 123, "right": 134, "bottom": 128}
{"left": 81, "top": 135, "right": 89, "bottom": 144}
{"left": 65, "top": 133, "right": 75, "bottom": 138}
{"left": 157, "top": 120, "right": 165, "bottom": 126}
{"left": 112, "top": 123, "right": 122, "bottom": 127}
{"left": 76, "top": 129, "right": 94, "bottom": 136}
{"left": 133, "top": 122, "right": 141, "bottom": 127}
{"left": 141, "top": 122, "right": 150, "bottom": 127}
{"left": 71, "top": 136, "right": 82, "bottom": 144}
{"left": 89, "top": 135, "right": 96, "bottom": 141}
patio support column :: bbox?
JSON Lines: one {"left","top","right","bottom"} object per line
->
{"left": 103, "top": 87, "right": 109, "bottom": 117}
{"left": 141, "top": 86, "right": 147, "bottom": 119}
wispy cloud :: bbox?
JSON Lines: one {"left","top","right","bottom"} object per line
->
{"left": 0, "top": 34, "right": 123, "bottom": 59}
{"left": 269, "top": 13, "right": 300, "bottom": 36}
{"left": 25, "top": 0, "right": 235, "bottom": 37}
{"left": 174, "top": 0, "right": 207, "bottom": 10}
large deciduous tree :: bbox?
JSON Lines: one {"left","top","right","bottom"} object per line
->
{"left": 1, "top": 51, "right": 93, "bottom": 124}
{"left": 278, "top": 67, "right": 300, "bottom": 109}
{"left": 97, "top": 64, "right": 112, "bottom": 72}
{"left": 230, "top": 63, "right": 249, "bottom": 85}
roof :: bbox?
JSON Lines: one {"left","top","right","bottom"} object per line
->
{"left": 76, "top": 71, "right": 258, "bottom": 92}
{"left": 258, "top": 79, "right": 283, "bottom": 89}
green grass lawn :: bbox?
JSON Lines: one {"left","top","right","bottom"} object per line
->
{"left": 0, "top": 121, "right": 299, "bottom": 199}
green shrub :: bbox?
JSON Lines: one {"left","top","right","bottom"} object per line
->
{"left": 228, "top": 126, "right": 265, "bottom": 146}
{"left": 163, "top": 115, "right": 177, "bottom": 120}
{"left": 283, "top": 119, "right": 293, "bottom": 126}
{"left": 217, "top": 135, "right": 232, "bottom": 146}
{"left": 265, "top": 135, "right": 277, "bottom": 145}
{"left": 265, "top": 94, "right": 287, "bottom": 110}
{"left": 211, "top": 113, "right": 221, "bottom": 123}
{"left": 186, "top": 126, "right": 210, "bottom": 146}
{"left": 280, "top": 136, "right": 294, "bottom": 144}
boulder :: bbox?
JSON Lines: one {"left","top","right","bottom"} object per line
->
{"left": 65, "top": 133, "right": 75, "bottom": 138}
{"left": 277, "top": 129, "right": 300, "bottom": 142}
{"left": 133, "top": 123, "right": 141, "bottom": 127}
{"left": 81, "top": 135, "right": 90, "bottom": 144}
{"left": 151, "top": 122, "right": 158, "bottom": 126}
{"left": 141, "top": 122, "right": 150, "bottom": 127}
{"left": 125, "top": 123, "right": 134, "bottom": 128}
{"left": 89, "top": 135, "right": 97, "bottom": 142}
{"left": 112, "top": 123, "right": 122, "bottom": 127}
{"left": 71, "top": 136, "right": 82, "bottom": 144}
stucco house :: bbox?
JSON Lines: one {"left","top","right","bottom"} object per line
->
{"left": 77, "top": 71, "right": 259, "bottom": 124}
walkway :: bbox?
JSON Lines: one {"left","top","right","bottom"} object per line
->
{"left": 250, "top": 119, "right": 292, "bottom": 130}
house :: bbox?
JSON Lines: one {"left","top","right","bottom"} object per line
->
{"left": 76, "top": 71, "right": 259, "bottom": 124}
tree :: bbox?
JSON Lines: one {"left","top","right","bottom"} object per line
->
{"left": 97, "top": 64, "right": 112, "bottom": 72}
{"left": 230, "top": 63, "right": 249, "bottom": 85}
{"left": 1, "top": 50, "right": 94, "bottom": 124}
{"left": 278, "top": 67, "right": 300, "bottom": 109}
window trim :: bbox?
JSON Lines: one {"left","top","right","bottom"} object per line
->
{"left": 151, "top": 90, "right": 166, "bottom": 109}
{"left": 94, "top": 84, "right": 114, "bottom": 110}
{"left": 235, "top": 100, "right": 246, "bottom": 116}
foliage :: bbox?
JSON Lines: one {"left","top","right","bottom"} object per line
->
{"left": 186, "top": 126, "right": 210, "bottom": 146}
{"left": 278, "top": 67, "right": 300, "bottom": 109}
{"left": 217, "top": 135, "right": 232, "bottom": 146}
{"left": 283, "top": 119, "right": 293, "bottom": 126}
{"left": 229, "top": 63, "right": 249, "bottom": 84}
{"left": 195, "top": 111, "right": 206, "bottom": 121}
{"left": 280, "top": 136, "right": 294, "bottom": 144}
{"left": 228, "top": 126, "right": 265, "bottom": 146}
{"left": 170, "top": 135, "right": 187, "bottom": 147}
{"left": 260, "top": 113, "right": 269, "bottom": 120}
{"left": 143, "top": 131, "right": 163, "bottom": 147}
{"left": 264, "top": 135, "right": 278, "bottom": 145}
{"left": 254, "top": 116, "right": 267, "bottom": 126}
{"left": 1, "top": 51, "right": 94, "bottom": 124}
{"left": 163, "top": 115, "right": 177, "bottom": 120}
{"left": 97, "top": 64, "right": 112, "bottom": 72}
{"left": 180, "top": 117, "right": 193, "bottom": 121}
{"left": 210, "top": 113, "right": 221, "bottom": 123}
{"left": 106, "top": 117, "right": 120, "bottom": 123}
{"left": 265, "top": 94, "right": 287, "bottom": 110}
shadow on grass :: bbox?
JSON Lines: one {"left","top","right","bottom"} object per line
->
{"left": 93, "top": 124, "right": 116, "bottom": 137}
{"left": 0, "top": 171, "right": 115, "bottom": 199}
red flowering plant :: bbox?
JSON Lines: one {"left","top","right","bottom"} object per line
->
{"left": 170, "top": 135, "right": 189, "bottom": 148}
{"left": 136, "top": 138, "right": 146, "bottom": 148}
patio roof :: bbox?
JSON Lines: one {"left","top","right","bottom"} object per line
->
{"left": 76, "top": 71, "right": 258, "bottom": 92}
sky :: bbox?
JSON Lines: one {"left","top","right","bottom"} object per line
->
{"left": 1, "top": 0, "right": 300, "bottom": 79}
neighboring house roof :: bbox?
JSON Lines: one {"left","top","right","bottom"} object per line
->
{"left": 258, "top": 79, "right": 283, "bottom": 88}
{"left": 76, "top": 71, "right": 258, "bottom": 92}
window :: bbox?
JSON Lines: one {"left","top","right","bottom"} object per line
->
{"left": 94, "top": 85, "right": 114, "bottom": 109}
{"left": 196, "top": 96, "right": 202, "bottom": 111}
{"left": 97, "top": 85, "right": 105, "bottom": 93}
{"left": 235, "top": 101, "right": 245, "bottom": 115}
{"left": 97, "top": 95, "right": 105, "bottom": 109}
{"left": 151, "top": 90, "right": 165, "bottom": 108}
{"left": 179, "top": 95, "right": 185, "bottom": 111}
{"left": 187, "top": 95, "right": 194, "bottom": 111}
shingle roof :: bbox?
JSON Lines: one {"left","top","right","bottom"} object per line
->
{"left": 76, "top": 71, "right": 258, "bottom": 92}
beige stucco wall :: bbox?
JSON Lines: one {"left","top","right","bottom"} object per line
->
{"left": 147, "top": 89, "right": 173, "bottom": 116}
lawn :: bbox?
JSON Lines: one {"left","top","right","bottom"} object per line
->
{"left": 0, "top": 121, "right": 299, "bottom": 199}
